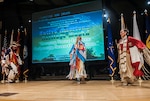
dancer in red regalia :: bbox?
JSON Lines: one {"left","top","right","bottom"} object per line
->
{"left": 117, "top": 29, "right": 150, "bottom": 85}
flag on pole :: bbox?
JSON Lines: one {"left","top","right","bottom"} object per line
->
{"left": 1, "top": 30, "right": 8, "bottom": 57}
{"left": 121, "top": 13, "right": 126, "bottom": 30}
{"left": 10, "top": 29, "right": 14, "bottom": 46}
{"left": 107, "top": 18, "right": 116, "bottom": 77}
{"left": 1, "top": 30, "right": 8, "bottom": 75}
{"left": 132, "top": 11, "right": 145, "bottom": 76}
{"left": 133, "top": 11, "right": 141, "bottom": 40}
{"left": 23, "top": 28, "right": 29, "bottom": 80}
{"left": 144, "top": 9, "right": 150, "bottom": 49}
{"left": 2, "top": 30, "right": 8, "bottom": 51}
{"left": 17, "top": 29, "right": 21, "bottom": 54}
{"left": 15, "top": 28, "right": 22, "bottom": 79}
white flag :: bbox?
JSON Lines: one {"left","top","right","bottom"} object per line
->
{"left": 10, "top": 29, "right": 14, "bottom": 46}
{"left": 133, "top": 11, "right": 141, "bottom": 40}
{"left": 121, "top": 13, "right": 125, "bottom": 30}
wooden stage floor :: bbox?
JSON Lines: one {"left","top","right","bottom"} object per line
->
{"left": 0, "top": 80, "right": 150, "bottom": 101}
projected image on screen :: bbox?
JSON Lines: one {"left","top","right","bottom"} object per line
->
{"left": 32, "top": 0, "right": 105, "bottom": 63}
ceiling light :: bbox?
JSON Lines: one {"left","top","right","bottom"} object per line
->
{"left": 28, "top": 19, "right": 31, "bottom": 23}
{"left": 147, "top": 1, "right": 150, "bottom": 5}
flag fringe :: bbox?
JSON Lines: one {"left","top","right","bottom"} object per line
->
{"left": 142, "top": 65, "right": 150, "bottom": 80}
{"left": 143, "top": 47, "right": 150, "bottom": 66}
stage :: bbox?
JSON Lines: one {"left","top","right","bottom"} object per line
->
{"left": 0, "top": 80, "right": 150, "bottom": 101}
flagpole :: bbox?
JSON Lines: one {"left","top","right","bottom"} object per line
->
{"left": 138, "top": 76, "right": 142, "bottom": 87}
{"left": 1, "top": 30, "right": 8, "bottom": 83}
{"left": 110, "top": 76, "right": 115, "bottom": 84}
{"left": 133, "top": 11, "right": 144, "bottom": 86}
{"left": 23, "top": 28, "right": 29, "bottom": 83}
{"left": 107, "top": 18, "right": 116, "bottom": 84}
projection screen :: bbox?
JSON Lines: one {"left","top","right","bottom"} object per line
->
{"left": 32, "top": 0, "right": 105, "bottom": 63}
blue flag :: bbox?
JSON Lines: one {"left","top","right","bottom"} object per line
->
{"left": 107, "top": 20, "right": 116, "bottom": 77}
